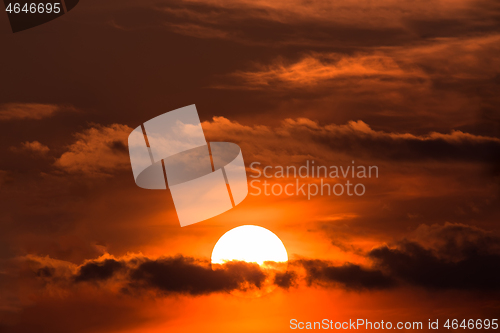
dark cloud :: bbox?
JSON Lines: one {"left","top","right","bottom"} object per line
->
{"left": 108, "top": 140, "right": 128, "bottom": 153}
{"left": 314, "top": 128, "right": 500, "bottom": 164}
{"left": 298, "top": 259, "right": 396, "bottom": 290}
{"left": 128, "top": 257, "right": 267, "bottom": 295}
{"left": 410, "top": 222, "right": 500, "bottom": 260}
{"left": 273, "top": 270, "right": 298, "bottom": 289}
{"left": 203, "top": 116, "right": 500, "bottom": 164}
{"left": 74, "top": 259, "right": 125, "bottom": 282}
{"left": 97, "top": 0, "right": 500, "bottom": 48}
{"left": 29, "top": 224, "right": 500, "bottom": 294}
{"left": 370, "top": 241, "right": 500, "bottom": 290}
{"left": 367, "top": 223, "right": 500, "bottom": 290}
{"left": 66, "top": 256, "right": 274, "bottom": 295}
{"left": 3, "top": 223, "right": 500, "bottom": 315}
{"left": 20, "top": 255, "right": 398, "bottom": 294}
{"left": 61, "top": 255, "right": 400, "bottom": 293}
{"left": 35, "top": 266, "right": 56, "bottom": 278}
{"left": 316, "top": 223, "right": 500, "bottom": 291}
{"left": 28, "top": 255, "right": 396, "bottom": 293}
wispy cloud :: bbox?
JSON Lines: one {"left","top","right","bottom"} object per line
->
{"left": 202, "top": 116, "right": 500, "bottom": 165}
{"left": 227, "top": 54, "right": 421, "bottom": 88}
{"left": 0, "top": 103, "right": 72, "bottom": 121}
{"left": 11, "top": 141, "right": 50, "bottom": 155}
{"left": 97, "top": 0, "right": 500, "bottom": 46}
{"left": 217, "top": 34, "right": 500, "bottom": 89}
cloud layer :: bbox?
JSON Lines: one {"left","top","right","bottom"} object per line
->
{"left": 5, "top": 222, "right": 496, "bottom": 302}
{"left": 202, "top": 116, "right": 500, "bottom": 166}
{"left": 0, "top": 103, "right": 70, "bottom": 121}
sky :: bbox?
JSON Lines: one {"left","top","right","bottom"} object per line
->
{"left": 0, "top": 0, "right": 499, "bottom": 332}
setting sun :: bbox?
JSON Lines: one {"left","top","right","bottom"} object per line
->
{"left": 211, "top": 225, "right": 288, "bottom": 266}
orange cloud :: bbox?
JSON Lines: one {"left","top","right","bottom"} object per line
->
{"left": 50, "top": 116, "right": 500, "bottom": 181}
{"left": 229, "top": 54, "right": 420, "bottom": 87}
{"left": 54, "top": 124, "right": 132, "bottom": 176}
{"left": 172, "top": 0, "right": 484, "bottom": 28}
{"left": 219, "top": 34, "right": 500, "bottom": 89}
{"left": 11, "top": 141, "right": 50, "bottom": 155}
{"left": 0, "top": 103, "right": 71, "bottom": 121}
{"left": 202, "top": 116, "right": 500, "bottom": 167}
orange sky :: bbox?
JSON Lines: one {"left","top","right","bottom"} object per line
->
{"left": 1, "top": 0, "right": 500, "bottom": 332}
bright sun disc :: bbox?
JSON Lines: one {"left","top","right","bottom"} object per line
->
{"left": 211, "top": 225, "right": 288, "bottom": 266}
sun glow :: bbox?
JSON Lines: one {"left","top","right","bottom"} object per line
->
{"left": 211, "top": 225, "right": 288, "bottom": 266}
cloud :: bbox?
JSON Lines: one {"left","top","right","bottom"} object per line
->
{"left": 219, "top": 35, "right": 500, "bottom": 89}
{"left": 128, "top": 257, "right": 267, "bottom": 295}
{"left": 43, "top": 254, "right": 396, "bottom": 294}
{"left": 366, "top": 223, "right": 500, "bottom": 290}
{"left": 54, "top": 124, "right": 132, "bottom": 176}
{"left": 48, "top": 116, "right": 500, "bottom": 182}
{"left": 14, "top": 253, "right": 395, "bottom": 297}
{"left": 1, "top": 222, "right": 498, "bottom": 315}
{"left": 150, "top": 0, "right": 500, "bottom": 45}
{"left": 179, "top": 0, "right": 493, "bottom": 27}
{"left": 202, "top": 34, "right": 500, "bottom": 136}
{"left": 273, "top": 270, "right": 298, "bottom": 289}
{"left": 202, "top": 116, "right": 500, "bottom": 165}
{"left": 314, "top": 222, "right": 500, "bottom": 291}
{"left": 227, "top": 53, "right": 422, "bottom": 88}
{"left": 297, "top": 259, "right": 395, "bottom": 290}
{"left": 369, "top": 241, "right": 500, "bottom": 290}
{"left": 74, "top": 259, "right": 126, "bottom": 282}
{"left": 90, "top": 0, "right": 499, "bottom": 49}
{"left": 11, "top": 141, "right": 50, "bottom": 155}
{"left": 409, "top": 222, "right": 500, "bottom": 260}
{"left": 0, "top": 103, "right": 70, "bottom": 121}
{"left": 74, "top": 256, "right": 397, "bottom": 293}
{"left": 25, "top": 244, "right": 500, "bottom": 294}
{"left": 46, "top": 255, "right": 270, "bottom": 295}
{"left": 23, "top": 254, "right": 78, "bottom": 277}
{"left": 206, "top": 34, "right": 499, "bottom": 135}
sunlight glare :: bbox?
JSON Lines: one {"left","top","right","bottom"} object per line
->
{"left": 211, "top": 225, "right": 288, "bottom": 266}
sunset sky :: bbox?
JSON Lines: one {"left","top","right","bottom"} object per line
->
{"left": 0, "top": 0, "right": 499, "bottom": 332}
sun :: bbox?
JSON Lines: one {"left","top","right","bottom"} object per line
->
{"left": 211, "top": 225, "right": 288, "bottom": 266}
{"left": 211, "top": 225, "right": 288, "bottom": 297}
